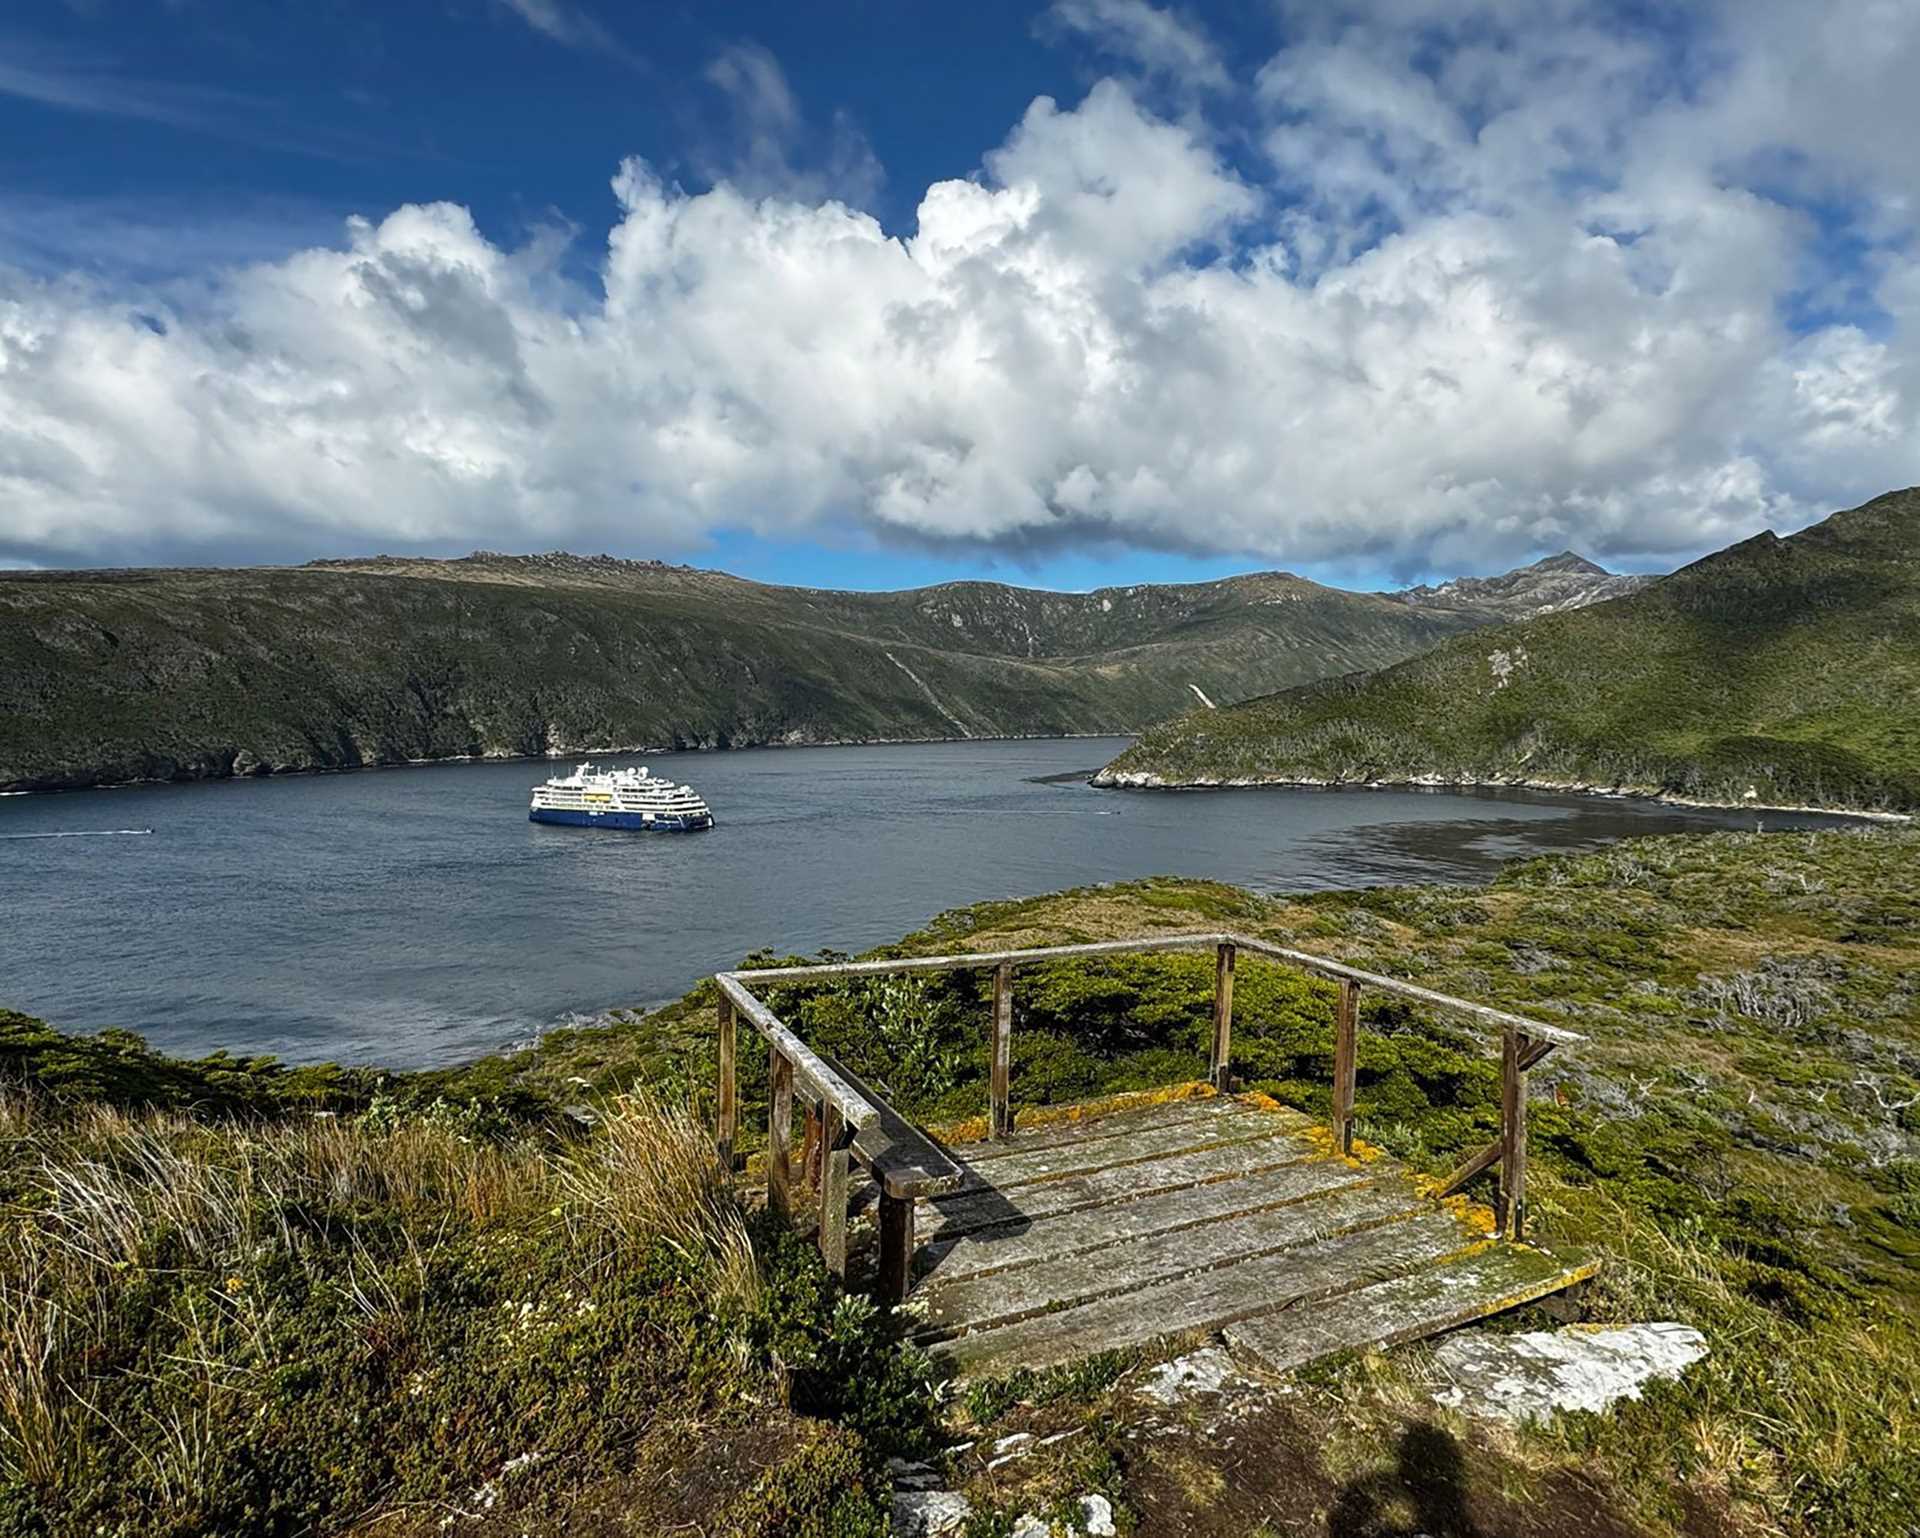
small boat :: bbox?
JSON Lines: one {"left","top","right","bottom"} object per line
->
{"left": 528, "top": 762, "right": 715, "bottom": 832}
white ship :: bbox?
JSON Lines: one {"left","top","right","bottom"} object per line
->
{"left": 528, "top": 763, "right": 715, "bottom": 832}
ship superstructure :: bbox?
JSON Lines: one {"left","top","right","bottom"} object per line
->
{"left": 528, "top": 763, "right": 714, "bottom": 832}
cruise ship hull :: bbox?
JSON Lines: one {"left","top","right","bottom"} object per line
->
{"left": 528, "top": 809, "right": 713, "bottom": 832}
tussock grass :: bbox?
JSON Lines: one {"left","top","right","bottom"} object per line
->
{"left": 556, "top": 1093, "right": 759, "bottom": 1312}
{"left": 0, "top": 1089, "right": 862, "bottom": 1537}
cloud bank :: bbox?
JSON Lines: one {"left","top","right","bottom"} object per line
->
{"left": 3, "top": 0, "right": 1917, "bottom": 575}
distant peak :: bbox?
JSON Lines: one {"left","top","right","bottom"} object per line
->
{"left": 1525, "top": 551, "right": 1611, "bottom": 577}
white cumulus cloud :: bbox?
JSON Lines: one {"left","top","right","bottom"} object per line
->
{"left": 2, "top": 2, "right": 1918, "bottom": 576}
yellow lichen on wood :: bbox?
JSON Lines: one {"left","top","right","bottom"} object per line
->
{"left": 1415, "top": 1184, "right": 1500, "bottom": 1237}
{"left": 930, "top": 1080, "right": 1217, "bottom": 1145}
{"left": 1293, "top": 1121, "right": 1382, "bottom": 1168}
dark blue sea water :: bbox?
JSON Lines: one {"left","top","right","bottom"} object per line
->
{"left": 0, "top": 739, "right": 1854, "bottom": 1067}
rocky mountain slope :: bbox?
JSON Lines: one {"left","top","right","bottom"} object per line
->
{"left": 1099, "top": 488, "right": 1920, "bottom": 814}
{"left": 1385, "top": 551, "right": 1653, "bottom": 620}
{"left": 1, "top": 553, "right": 1505, "bottom": 793}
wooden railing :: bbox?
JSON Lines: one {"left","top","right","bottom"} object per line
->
{"left": 715, "top": 931, "right": 1583, "bottom": 1263}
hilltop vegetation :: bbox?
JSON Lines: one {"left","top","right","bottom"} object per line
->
{"left": 0, "top": 554, "right": 1489, "bottom": 793}
{"left": 3, "top": 826, "right": 1918, "bottom": 1535}
{"left": 1101, "top": 488, "right": 1920, "bottom": 814}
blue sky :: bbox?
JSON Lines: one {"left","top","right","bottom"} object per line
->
{"left": 2, "top": 1, "right": 1916, "bottom": 591}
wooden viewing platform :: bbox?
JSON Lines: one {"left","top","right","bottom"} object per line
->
{"left": 714, "top": 932, "right": 1596, "bottom": 1380}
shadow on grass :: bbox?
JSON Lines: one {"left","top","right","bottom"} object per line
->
{"left": 1330, "top": 1422, "right": 1478, "bottom": 1538}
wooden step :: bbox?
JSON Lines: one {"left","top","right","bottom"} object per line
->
{"left": 919, "top": 1135, "right": 1355, "bottom": 1246}
{"left": 918, "top": 1162, "right": 1390, "bottom": 1285}
{"left": 947, "top": 1107, "right": 1308, "bottom": 1192}
{"left": 916, "top": 1180, "right": 1430, "bottom": 1339}
{"left": 953, "top": 1094, "right": 1243, "bottom": 1165}
{"left": 934, "top": 1209, "right": 1476, "bottom": 1377}
{"left": 1224, "top": 1242, "right": 1600, "bottom": 1374}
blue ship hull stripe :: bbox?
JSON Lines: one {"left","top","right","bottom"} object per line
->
{"left": 529, "top": 809, "right": 713, "bottom": 832}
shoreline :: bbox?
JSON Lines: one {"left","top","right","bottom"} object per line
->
{"left": 1087, "top": 766, "right": 1914, "bottom": 823}
{"left": 0, "top": 731, "right": 1132, "bottom": 799}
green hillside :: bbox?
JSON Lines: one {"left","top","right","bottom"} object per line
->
{"left": 0, "top": 555, "right": 1489, "bottom": 793}
{"left": 3, "top": 826, "right": 1918, "bottom": 1534}
{"left": 1100, "top": 488, "right": 1920, "bottom": 814}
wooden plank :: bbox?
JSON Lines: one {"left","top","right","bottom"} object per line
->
{"left": 1225, "top": 1243, "right": 1600, "bottom": 1375}
{"left": 1433, "top": 1137, "right": 1502, "bottom": 1199}
{"left": 955, "top": 1094, "right": 1240, "bottom": 1165}
{"left": 919, "top": 1163, "right": 1400, "bottom": 1285}
{"left": 1332, "top": 978, "right": 1359, "bottom": 1155}
{"left": 820, "top": 1105, "right": 851, "bottom": 1280}
{"left": 878, "top": 1192, "right": 915, "bottom": 1304}
{"left": 917, "top": 1183, "right": 1431, "bottom": 1338}
{"left": 920, "top": 1138, "right": 1373, "bottom": 1246}
{"left": 802, "top": 1105, "right": 822, "bottom": 1190}
{"left": 938, "top": 1211, "right": 1475, "bottom": 1375}
{"left": 1210, "top": 942, "right": 1235, "bottom": 1090}
{"left": 949, "top": 1107, "right": 1305, "bottom": 1194}
{"left": 814, "top": 1049, "right": 964, "bottom": 1199}
{"left": 768, "top": 1046, "right": 794, "bottom": 1221}
{"left": 1499, "top": 1027, "right": 1527, "bottom": 1241}
{"left": 990, "top": 961, "right": 1014, "bottom": 1139}
{"left": 716, "top": 994, "right": 738, "bottom": 1169}
{"left": 717, "top": 975, "right": 878, "bottom": 1132}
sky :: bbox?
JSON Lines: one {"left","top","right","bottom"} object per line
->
{"left": 1, "top": 0, "right": 1917, "bottom": 591}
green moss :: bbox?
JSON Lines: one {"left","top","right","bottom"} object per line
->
{"left": 716, "top": 1423, "right": 886, "bottom": 1538}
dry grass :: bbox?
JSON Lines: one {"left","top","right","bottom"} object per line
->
{"left": 557, "top": 1093, "right": 759, "bottom": 1313}
{"left": 0, "top": 1088, "right": 760, "bottom": 1522}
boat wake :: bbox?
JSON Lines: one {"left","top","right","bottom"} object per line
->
{"left": 0, "top": 828, "right": 154, "bottom": 840}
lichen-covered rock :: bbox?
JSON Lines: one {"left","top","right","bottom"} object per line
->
{"left": 1134, "top": 1346, "right": 1257, "bottom": 1406}
{"left": 1007, "top": 1494, "right": 1117, "bottom": 1537}
{"left": 892, "top": 1489, "right": 973, "bottom": 1536}
{"left": 1432, "top": 1322, "right": 1708, "bottom": 1424}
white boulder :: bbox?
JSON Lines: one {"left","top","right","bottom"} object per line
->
{"left": 1432, "top": 1322, "right": 1708, "bottom": 1425}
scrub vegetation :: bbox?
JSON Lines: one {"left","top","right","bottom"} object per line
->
{"left": 1102, "top": 487, "right": 1920, "bottom": 815}
{"left": 3, "top": 824, "right": 1918, "bottom": 1534}
{"left": 0, "top": 555, "right": 1490, "bottom": 794}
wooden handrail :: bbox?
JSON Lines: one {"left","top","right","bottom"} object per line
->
{"left": 721, "top": 932, "right": 1226, "bottom": 984}
{"left": 721, "top": 930, "right": 1584, "bottom": 1050}
{"left": 1225, "top": 936, "right": 1586, "bottom": 1048}
{"left": 715, "top": 975, "right": 879, "bottom": 1134}
{"left": 716, "top": 927, "right": 1582, "bottom": 1291}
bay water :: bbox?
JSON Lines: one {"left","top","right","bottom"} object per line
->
{"left": 0, "top": 738, "right": 1850, "bottom": 1066}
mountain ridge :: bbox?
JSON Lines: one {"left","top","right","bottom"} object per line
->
{"left": 0, "top": 548, "right": 1597, "bottom": 794}
{"left": 1097, "top": 488, "right": 1920, "bottom": 815}
{"left": 1385, "top": 549, "right": 1654, "bottom": 620}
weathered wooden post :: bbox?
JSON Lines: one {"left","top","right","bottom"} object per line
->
{"left": 990, "top": 961, "right": 1014, "bottom": 1139}
{"left": 877, "top": 1192, "right": 915, "bottom": 1303}
{"left": 768, "top": 1045, "right": 794, "bottom": 1221}
{"left": 801, "top": 1105, "right": 822, "bottom": 1189}
{"left": 820, "top": 1103, "right": 851, "bottom": 1279}
{"left": 1332, "top": 979, "right": 1359, "bottom": 1155}
{"left": 1210, "top": 941, "right": 1236, "bottom": 1089}
{"left": 716, "top": 993, "right": 738, "bottom": 1170}
{"left": 1498, "top": 1024, "right": 1528, "bottom": 1240}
